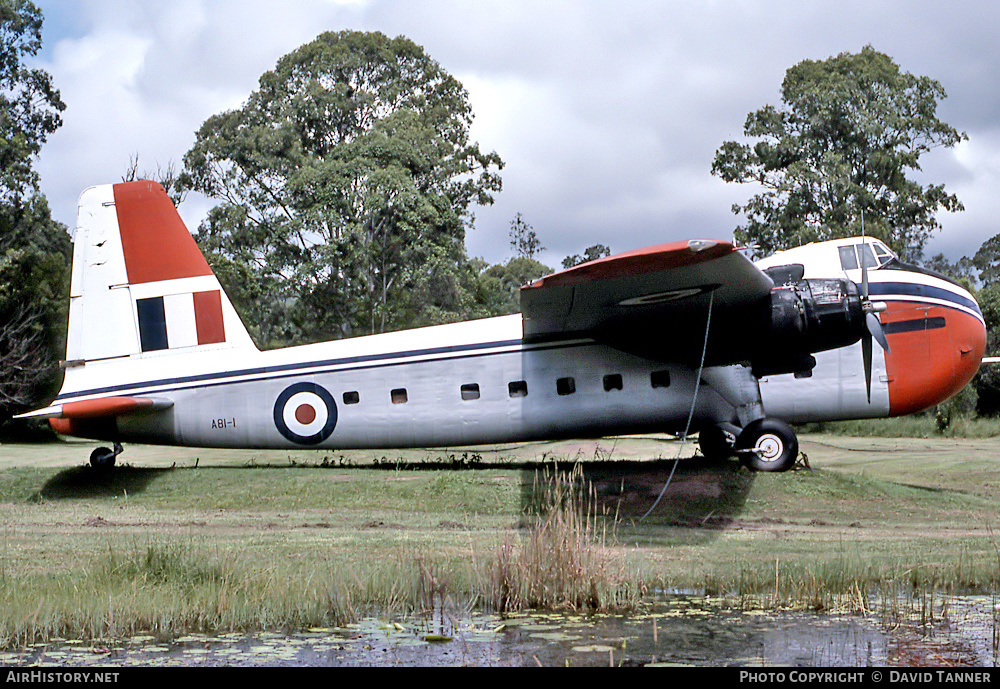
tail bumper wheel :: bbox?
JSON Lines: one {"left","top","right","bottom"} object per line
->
{"left": 90, "top": 442, "right": 123, "bottom": 470}
{"left": 736, "top": 418, "right": 799, "bottom": 472}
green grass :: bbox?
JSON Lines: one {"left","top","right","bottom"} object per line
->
{"left": 2, "top": 434, "right": 1000, "bottom": 647}
{"left": 801, "top": 413, "right": 1000, "bottom": 439}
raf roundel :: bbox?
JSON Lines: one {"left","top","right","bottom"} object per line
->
{"left": 273, "top": 383, "right": 338, "bottom": 445}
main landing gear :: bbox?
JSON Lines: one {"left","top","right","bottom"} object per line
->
{"left": 90, "top": 442, "right": 123, "bottom": 470}
{"left": 699, "top": 418, "right": 799, "bottom": 473}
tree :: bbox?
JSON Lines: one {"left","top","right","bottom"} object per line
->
{"left": 122, "top": 154, "right": 187, "bottom": 206}
{"left": 509, "top": 213, "right": 543, "bottom": 259}
{"left": 923, "top": 253, "right": 977, "bottom": 292}
{"left": 562, "top": 243, "right": 610, "bottom": 269}
{"left": 711, "top": 46, "right": 966, "bottom": 260}
{"left": 967, "top": 234, "right": 1000, "bottom": 415}
{"left": 972, "top": 234, "right": 1000, "bottom": 288}
{"left": 474, "top": 256, "right": 552, "bottom": 316}
{"left": 0, "top": 0, "right": 69, "bottom": 423}
{"left": 0, "top": 0, "right": 64, "bottom": 203}
{"left": 974, "top": 283, "right": 1000, "bottom": 416}
{"left": 180, "top": 31, "right": 503, "bottom": 345}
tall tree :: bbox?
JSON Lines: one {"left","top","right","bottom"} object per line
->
{"left": 180, "top": 31, "right": 503, "bottom": 345}
{"left": 508, "top": 212, "right": 543, "bottom": 259}
{"left": 0, "top": 0, "right": 69, "bottom": 422}
{"left": 711, "top": 46, "right": 966, "bottom": 260}
{"left": 967, "top": 235, "right": 1000, "bottom": 415}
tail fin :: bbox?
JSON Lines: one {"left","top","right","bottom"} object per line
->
{"left": 65, "top": 181, "right": 256, "bottom": 363}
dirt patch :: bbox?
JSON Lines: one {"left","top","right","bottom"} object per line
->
{"left": 580, "top": 460, "right": 755, "bottom": 521}
{"left": 359, "top": 519, "right": 405, "bottom": 529}
{"left": 83, "top": 516, "right": 113, "bottom": 527}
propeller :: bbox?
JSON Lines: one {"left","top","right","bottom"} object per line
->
{"left": 859, "top": 233, "right": 890, "bottom": 402}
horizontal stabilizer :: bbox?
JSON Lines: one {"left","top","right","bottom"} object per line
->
{"left": 16, "top": 396, "right": 174, "bottom": 420}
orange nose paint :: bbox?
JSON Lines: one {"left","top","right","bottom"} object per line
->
{"left": 884, "top": 305, "right": 986, "bottom": 416}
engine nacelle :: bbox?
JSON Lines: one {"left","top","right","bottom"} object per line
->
{"left": 752, "top": 278, "right": 866, "bottom": 377}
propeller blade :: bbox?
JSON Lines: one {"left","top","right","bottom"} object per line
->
{"left": 862, "top": 331, "right": 873, "bottom": 403}
{"left": 866, "top": 311, "right": 890, "bottom": 353}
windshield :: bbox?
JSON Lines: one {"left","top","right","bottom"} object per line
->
{"left": 838, "top": 241, "right": 895, "bottom": 272}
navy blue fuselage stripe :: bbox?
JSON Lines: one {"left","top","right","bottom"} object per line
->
{"left": 54, "top": 337, "right": 567, "bottom": 402}
{"left": 868, "top": 282, "right": 982, "bottom": 318}
{"left": 883, "top": 317, "right": 947, "bottom": 335}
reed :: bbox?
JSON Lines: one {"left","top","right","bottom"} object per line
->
{"left": 0, "top": 540, "right": 348, "bottom": 647}
{"left": 481, "top": 464, "right": 643, "bottom": 613}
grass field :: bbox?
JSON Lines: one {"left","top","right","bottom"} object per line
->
{"left": 1, "top": 432, "right": 1000, "bottom": 647}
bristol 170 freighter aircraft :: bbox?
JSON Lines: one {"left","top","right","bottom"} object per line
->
{"left": 18, "top": 181, "right": 988, "bottom": 472}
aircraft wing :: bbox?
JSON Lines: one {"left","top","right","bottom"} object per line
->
{"left": 16, "top": 396, "right": 174, "bottom": 420}
{"left": 520, "top": 239, "right": 774, "bottom": 363}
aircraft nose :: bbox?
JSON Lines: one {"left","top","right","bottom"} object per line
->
{"left": 883, "top": 299, "right": 987, "bottom": 417}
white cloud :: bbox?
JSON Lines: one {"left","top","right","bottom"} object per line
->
{"left": 924, "top": 131, "right": 1000, "bottom": 261}
{"left": 28, "top": 0, "right": 1000, "bottom": 264}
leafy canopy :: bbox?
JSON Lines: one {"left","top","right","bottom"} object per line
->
{"left": 0, "top": 0, "right": 69, "bottom": 420}
{"left": 181, "top": 31, "right": 503, "bottom": 345}
{"left": 712, "top": 46, "right": 966, "bottom": 260}
{"left": 0, "top": 0, "right": 63, "bottom": 203}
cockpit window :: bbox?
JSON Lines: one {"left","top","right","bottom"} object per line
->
{"left": 859, "top": 243, "right": 878, "bottom": 269}
{"left": 838, "top": 246, "right": 858, "bottom": 271}
{"left": 839, "top": 241, "right": 895, "bottom": 272}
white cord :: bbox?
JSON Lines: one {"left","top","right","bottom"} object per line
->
{"left": 640, "top": 290, "right": 714, "bottom": 521}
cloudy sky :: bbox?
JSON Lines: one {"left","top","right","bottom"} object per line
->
{"left": 27, "top": 0, "right": 1000, "bottom": 267}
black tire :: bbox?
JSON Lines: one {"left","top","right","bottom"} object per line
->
{"left": 698, "top": 422, "right": 740, "bottom": 462}
{"left": 736, "top": 418, "right": 798, "bottom": 472}
{"left": 90, "top": 446, "right": 117, "bottom": 470}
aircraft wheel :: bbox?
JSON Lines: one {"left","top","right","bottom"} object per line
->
{"left": 90, "top": 442, "right": 122, "bottom": 470}
{"left": 736, "top": 418, "right": 798, "bottom": 472}
{"left": 90, "top": 447, "right": 116, "bottom": 470}
{"left": 698, "top": 422, "right": 740, "bottom": 462}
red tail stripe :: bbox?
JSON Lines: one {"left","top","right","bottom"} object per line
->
{"left": 194, "top": 290, "right": 226, "bottom": 345}
{"left": 113, "top": 181, "right": 213, "bottom": 284}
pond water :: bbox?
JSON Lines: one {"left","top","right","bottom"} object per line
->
{"left": 5, "top": 595, "right": 998, "bottom": 667}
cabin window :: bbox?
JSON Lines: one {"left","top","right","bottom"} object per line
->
{"left": 508, "top": 380, "right": 528, "bottom": 398}
{"left": 603, "top": 374, "right": 623, "bottom": 391}
{"left": 556, "top": 377, "right": 576, "bottom": 396}
{"left": 343, "top": 391, "right": 360, "bottom": 405}
{"left": 461, "top": 383, "right": 481, "bottom": 401}
{"left": 391, "top": 388, "right": 408, "bottom": 405}
{"left": 651, "top": 370, "right": 671, "bottom": 389}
